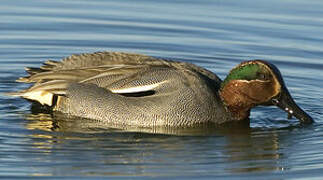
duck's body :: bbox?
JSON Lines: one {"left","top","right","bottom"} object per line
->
{"left": 10, "top": 52, "right": 313, "bottom": 127}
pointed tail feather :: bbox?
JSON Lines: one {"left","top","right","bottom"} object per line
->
{"left": 6, "top": 80, "right": 69, "bottom": 106}
{"left": 6, "top": 90, "right": 54, "bottom": 106}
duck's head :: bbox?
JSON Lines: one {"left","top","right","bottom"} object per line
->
{"left": 219, "top": 60, "right": 313, "bottom": 124}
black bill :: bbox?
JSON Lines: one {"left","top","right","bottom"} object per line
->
{"left": 272, "top": 86, "right": 313, "bottom": 124}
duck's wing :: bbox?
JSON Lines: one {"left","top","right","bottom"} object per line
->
{"left": 16, "top": 52, "right": 167, "bottom": 83}
{"left": 9, "top": 52, "right": 221, "bottom": 107}
{"left": 18, "top": 51, "right": 221, "bottom": 82}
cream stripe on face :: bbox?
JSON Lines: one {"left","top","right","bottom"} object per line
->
{"left": 237, "top": 79, "right": 270, "bottom": 83}
{"left": 111, "top": 81, "right": 166, "bottom": 94}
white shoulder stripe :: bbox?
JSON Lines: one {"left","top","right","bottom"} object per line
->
{"left": 111, "top": 81, "right": 166, "bottom": 94}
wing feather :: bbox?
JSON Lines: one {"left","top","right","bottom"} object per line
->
{"left": 9, "top": 51, "right": 222, "bottom": 107}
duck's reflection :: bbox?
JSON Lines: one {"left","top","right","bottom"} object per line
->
{"left": 24, "top": 108, "right": 288, "bottom": 176}
{"left": 223, "top": 130, "right": 284, "bottom": 173}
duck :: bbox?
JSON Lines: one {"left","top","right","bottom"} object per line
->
{"left": 9, "top": 52, "right": 313, "bottom": 127}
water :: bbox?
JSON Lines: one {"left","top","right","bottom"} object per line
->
{"left": 0, "top": 0, "right": 323, "bottom": 179}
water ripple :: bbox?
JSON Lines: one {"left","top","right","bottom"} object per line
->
{"left": 0, "top": 0, "right": 322, "bottom": 178}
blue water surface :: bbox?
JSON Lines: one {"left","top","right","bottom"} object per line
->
{"left": 0, "top": 0, "right": 322, "bottom": 179}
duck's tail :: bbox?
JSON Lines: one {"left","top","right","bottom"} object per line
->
{"left": 6, "top": 90, "right": 54, "bottom": 106}
{"left": 6, "top": 79, "right": 69, "bottom": 106}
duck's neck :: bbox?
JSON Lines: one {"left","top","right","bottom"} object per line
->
{"left": 219, "top": 80, "right": 254, "bottom": 121}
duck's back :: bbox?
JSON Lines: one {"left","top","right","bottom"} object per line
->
{"left": 12, "top": 52, "right": 231, "bottom": 127}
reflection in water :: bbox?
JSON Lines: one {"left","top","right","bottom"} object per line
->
{"left": 26, "top": 113, "right": 55, "bottom": 132}
{"left": 24, "top": 109, "right": 287, "bottom": 176}
{"left": 1, "top": 0, "right": 322, "bottom": 177}
{"left": 224, "top": 131, "right": 283, "bottom": 173}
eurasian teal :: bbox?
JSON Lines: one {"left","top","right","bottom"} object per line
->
{"left": 9, "top": 52, "right": 313, "bottom": 127}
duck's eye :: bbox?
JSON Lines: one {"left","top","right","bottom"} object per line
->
{"left": 257, "top": 72, "right": 267, "bottom": 80}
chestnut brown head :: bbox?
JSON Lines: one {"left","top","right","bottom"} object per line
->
{"left": 220, "top": 60, "right": 313, "bottom": 124}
